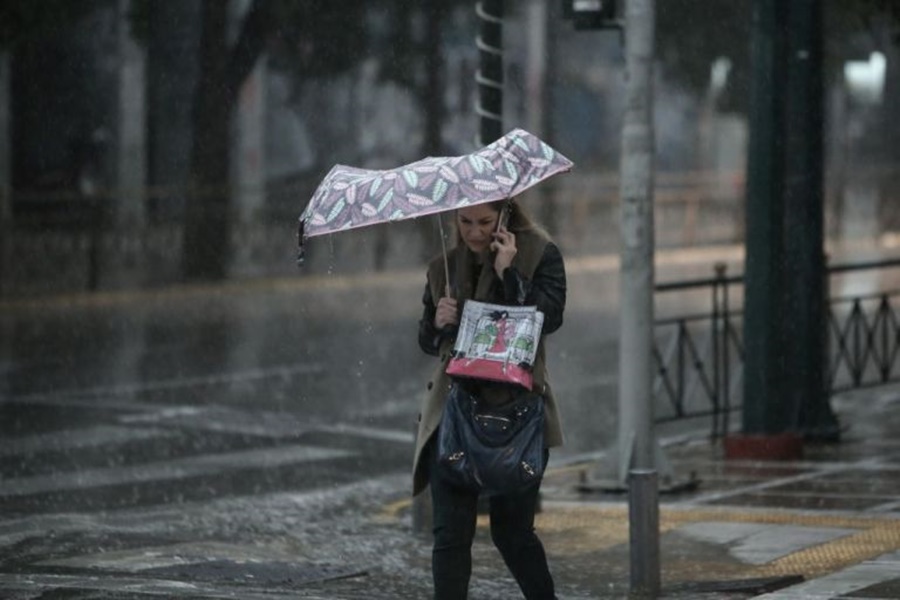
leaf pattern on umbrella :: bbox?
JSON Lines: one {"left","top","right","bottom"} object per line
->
{"left": 299, "top": 128, "right": 574, "bottom": 240}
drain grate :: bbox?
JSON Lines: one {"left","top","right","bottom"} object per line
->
{"left": 142, "top": 559, "right": 367, "bottom": 587}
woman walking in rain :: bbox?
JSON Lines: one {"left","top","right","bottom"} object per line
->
{"left": 412, "top": 197, "right": 567, "bottom": 600}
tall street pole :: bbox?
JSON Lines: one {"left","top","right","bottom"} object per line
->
{"left": 737, "top": 0, "right": 790, "bottom": 441}
{"left": 619, "top": 0, "right": 660, "bottom": 593}
{"left": 0, "top": 52, "right": 10, "bottom": 297}
{"left": 731, "top": 0, "right": 837, "bottom": 459}
{"left": 782, "top": 0, "right": 840, "bottom": 440}
{"left": 618, "top": 0, "right": 658, "bottom": 480}
{"left": 476, "top": 0, "right": 503, "bottom": 145}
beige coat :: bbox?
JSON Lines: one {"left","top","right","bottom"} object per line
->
{"left": 411, "top": 228, "right": 565, "bottom": 496}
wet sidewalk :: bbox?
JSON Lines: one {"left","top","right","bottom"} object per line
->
{"left": 0, "top": 396, "right": 897, "bottom": 599}
{"left": 355, "top": 384, "right": 900, "bottom": 599}
{"left": 548, "top": 383, "right": 900, "bottom": 598}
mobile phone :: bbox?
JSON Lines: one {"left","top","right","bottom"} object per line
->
{"left": 495, "top": 203, "right": 509, "bottom": 233}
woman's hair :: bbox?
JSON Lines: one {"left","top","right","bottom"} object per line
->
{"left": 453, "top": 198, "right": 547, "bottom": 244}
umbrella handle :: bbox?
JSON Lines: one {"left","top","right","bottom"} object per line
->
{"left": 496, "top": 202, "right": 510, "bottom": 232}
{"left": 437, "top": 214, "right": 452, "bottom": 298}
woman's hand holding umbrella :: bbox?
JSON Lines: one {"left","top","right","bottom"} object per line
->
{"left": 435, "top": 297, "right": 459, "bottom": 329}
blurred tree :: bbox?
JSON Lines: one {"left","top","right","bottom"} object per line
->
{"left": 160, "top": 0, "right": 461, "bottom": 279}
{"left": 373, "top": 0, "right": 470, "bottom": 156}
{"left": 834, "top": 0, "right": 900, "bottom": 232}
{"left": 0, "top": 1, "right": 109, "bottom": 50}
{"left": 5, "top": 0, "right": 462, "bottom": 280}
{"left": 834, "top": 0, "right": 900, "bottom": 41}
{"left": 656, "top": 0, "right": 899, "bottom": 114}
{"left": 364, "top": 0, "right": 468, "bottom": 266}
{"left": 655, "top": 0, "right": 752, "bottom": 113}
{"left": 136, "top": 0, "right": 370, "bottom": 280}
{"left": 3, "top": 1, "right": 501, "bottom": 281}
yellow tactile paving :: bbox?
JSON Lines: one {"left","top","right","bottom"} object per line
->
{"left": 379, "top": 499, "right": 900, "bottom": 582}
{"left": 532, "top": 505, "right": 900, "bottom": 580}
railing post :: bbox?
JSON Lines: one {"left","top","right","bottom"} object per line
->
{"left": 880, "top": 295, "right": 891, "bottom": 382}
{"left": 721, "top": 263, "right": 733, "bottom": 438}
{"left": 823, "top": 253, "right": 833, "bottom": 394}
{"left": 677, "top": 322, "right": 685, "bottom": 416}
{"left": 852, "top": 299, "right": 863, "bottom": 386}
{"left": 713, "top": 262, "right": 727, "bottom": 438}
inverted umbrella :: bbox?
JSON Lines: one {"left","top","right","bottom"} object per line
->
{"left": 297, "top": 128, "right": 574, "bottom": 280}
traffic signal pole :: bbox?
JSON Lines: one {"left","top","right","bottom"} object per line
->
{"left": 782, "top": 0, "right": 840, "bottom": 441}
{"left": 730, "top": 0, "right": 838, "bottom": 459}
{"left": 740, "top": 0, "right": 790, "bottom": 438}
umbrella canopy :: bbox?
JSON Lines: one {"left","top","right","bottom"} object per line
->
{"left": 297, "top": 128, "right": 573, "bottom": 262}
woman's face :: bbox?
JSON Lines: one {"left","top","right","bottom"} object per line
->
{"left": 457, "top": 204, "right": 500, "bottom": 253}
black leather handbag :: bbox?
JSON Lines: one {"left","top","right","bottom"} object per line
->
{"left": 436, "top": 382, "right": 545, "bottom": 496}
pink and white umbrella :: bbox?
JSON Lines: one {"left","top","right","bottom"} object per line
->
{"left": 297, "top": 128, "right": 574, "bottom": 264}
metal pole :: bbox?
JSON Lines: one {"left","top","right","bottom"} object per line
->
{"left": 617, "top": 0, "right": 657, "bottom": 480}
{"left": 722, "top": 265, "right": 732, "bottom": 437}
{"left": 629, "top": 469, "right": 660, "bottom": 596}
{"left": 742, "top": 0, "right": 789, "bottom": 434}
{"left": 0, "top": 52, "right": 10, "bottom": 297}
{"left": 782, "top": 0, "right": 839, "bottom": 440}
{"left": 619, "top": 2, "right": 661, "bottom": 593}
{"left": 476, "top": 0, "right": 503, "bottom": 145}
{"left": 712, "top": 264, "right": 722, "bottom": 439}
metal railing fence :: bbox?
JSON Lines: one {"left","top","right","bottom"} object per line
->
{"left": 652, "top": 257, "right": 900, "bottom": 438}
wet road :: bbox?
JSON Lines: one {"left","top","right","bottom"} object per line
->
{"left": 1, "top": 242, "right": 892, "bottom": 598}
{"left": 0, "top": 245, "right": 632, "bottom": 598}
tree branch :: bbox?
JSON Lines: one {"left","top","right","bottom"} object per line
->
{"left": 224, "top": 0, "right": 272, "bottom": 106}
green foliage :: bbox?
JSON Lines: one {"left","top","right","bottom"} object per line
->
{"left": 0, "top": 0, "right": 112, "bottom": 50}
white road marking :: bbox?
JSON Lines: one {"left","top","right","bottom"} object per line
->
{"left": 316, "top": 424, "right": 415, "bottom": 444}
{"left": 0, "top": 573, "right": 305, "bottom": 599}
{"left": 117, "top": 405, "right": 308, "bottom": 437}
{"left": 0, "top": 426, "right": 178, "bottom": 457}
{"left": 0, "top": 445, "right": 353, "bottom": 497}
{"left": 12, "top": 362, "right": 326, "bottom": 403}
{"left": 37, "top": 540, "right": 301, "bottom": 571}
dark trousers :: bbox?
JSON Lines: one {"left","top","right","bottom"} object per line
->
{"left": 429, "top": 445, "right": 556, "bottom": 600}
